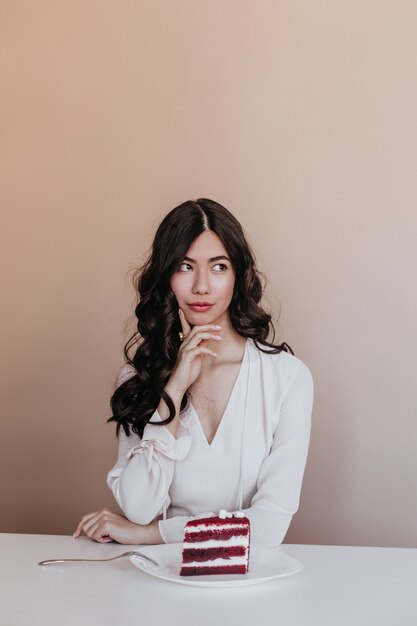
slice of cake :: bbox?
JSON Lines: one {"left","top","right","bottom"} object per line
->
{"left": 179, "top": 510, "right": 250, "bottom": 576}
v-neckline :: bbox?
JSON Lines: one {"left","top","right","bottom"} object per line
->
{"left": 189, "top": 338, "right": 249, "bottom": 448}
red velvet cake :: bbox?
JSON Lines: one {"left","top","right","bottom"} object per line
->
{"left": 179, "top": 510, "right": 250, "bottom": 576}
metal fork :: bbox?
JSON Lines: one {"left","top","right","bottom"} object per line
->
{"left": 38, "top": 550, "right": 159, "bottom": 566}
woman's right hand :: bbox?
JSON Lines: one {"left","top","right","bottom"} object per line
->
{"left": 166, "top": 308, "right": 222, "bottom": 397}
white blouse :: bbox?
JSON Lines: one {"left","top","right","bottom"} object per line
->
{"left": 107, "top": 338, "right": 313, "bottom": 547}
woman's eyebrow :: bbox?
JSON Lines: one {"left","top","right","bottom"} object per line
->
{"left": 183, "top": 255, "right": 231, "bottom": 263}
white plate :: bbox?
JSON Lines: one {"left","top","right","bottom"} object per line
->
{"left": 129, "top": 543, "right": 303, "bottom": 588}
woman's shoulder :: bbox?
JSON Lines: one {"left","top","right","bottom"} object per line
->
{"left": 248, "top": 338, "right": 313, "bottom": 384}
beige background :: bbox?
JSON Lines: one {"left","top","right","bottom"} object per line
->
{"left": 1, "top": 1, "right": 416, "bottom": 547}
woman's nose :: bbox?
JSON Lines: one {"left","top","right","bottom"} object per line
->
{"left": 192, "top": 269, "right": 210, "bottom": 294}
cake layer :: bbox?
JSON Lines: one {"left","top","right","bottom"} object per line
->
{"left": 185, "top": 522, "right": 249, "bottom": 533}
{"left": 180, "top": 564, "right": 247, "bottom": 576}
{"left": 182, "top": 546, "right": 246, "bottom": 562}
{"left": 180, "top": 556, "right": 248, "bottom": 567}
{"left": 183, "top": 534, "right": 249, "bottom": 548}
{"left": 185, "top": 516, "right": 249, "bottom": 527}
{"left": 184, "top": 528, "right": 249, "bottom": 542}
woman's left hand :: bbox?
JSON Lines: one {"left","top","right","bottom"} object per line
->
{"left": 73, "top": 508, "right": 160, "bottom": 544}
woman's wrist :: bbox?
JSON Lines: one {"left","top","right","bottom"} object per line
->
{"left": 164, "top": 383, "right": 185, "bottom": 407}
{"left": 157, "top": 385, "right": 184, "bottom": 438}
{"left": 138, "top": 519, "right": 164, "bottom": 545}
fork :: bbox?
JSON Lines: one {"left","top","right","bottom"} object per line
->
{"left": 38, "top": 550, "right": 159, "bottom": 566}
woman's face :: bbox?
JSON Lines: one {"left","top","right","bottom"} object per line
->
{"left": 170, "top": 230, "right": 235, "bottom": 326}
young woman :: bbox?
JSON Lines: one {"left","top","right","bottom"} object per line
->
{"left": 73, "top": 198, "right": 313, "bottom": 547}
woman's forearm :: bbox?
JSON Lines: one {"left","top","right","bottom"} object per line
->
{"left": 157, "top": 384, "right": 184, "bottom": 439}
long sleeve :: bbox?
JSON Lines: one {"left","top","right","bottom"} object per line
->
{"left": 240, "top": 359, "right": 313, "bottom": 546}
{"left": 106, "top": 365, "right": 192, "bottom": 525}
{"left": 107, "top": 414, "right": 192, "bottom": 524}
{"left": 158, "top": 358, "right": 313, "bottom": 546}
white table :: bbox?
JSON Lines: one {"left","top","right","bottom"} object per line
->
{"left": 0, "top": 533, "right": 416, "bottom": 626}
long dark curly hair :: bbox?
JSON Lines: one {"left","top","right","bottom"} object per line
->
{"left": 108, "top": 198, "right": 292, "bottom": 439}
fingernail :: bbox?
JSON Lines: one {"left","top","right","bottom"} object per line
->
{"left": 73, "top": 532, "right": 77, "bottom": 539}
{"left": 214, "top": 325, "right": 221, "bottom": 329}
{"left": 213, "top": 352, "right": 218, "bottom": 357}
{"left": 179, "top": 309, "right": 182, "bottom": 315}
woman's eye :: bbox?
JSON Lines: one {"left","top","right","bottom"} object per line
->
{"left": 213, "top": 263, "right": 228, "bottom": 271}
{"left": 178, "top": 262, "right": 228, "bottom": 272}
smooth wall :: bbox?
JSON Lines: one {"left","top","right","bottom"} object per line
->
{"left": 1, "top": 1, "right": 416, "bottom": 547}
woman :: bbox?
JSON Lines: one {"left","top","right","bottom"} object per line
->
{"left": 74, "top": 198, "right": 313, "bottom": 546}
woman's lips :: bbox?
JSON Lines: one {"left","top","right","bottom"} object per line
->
{"left": 187, "top": 304, "right": 213, "bottom": 312}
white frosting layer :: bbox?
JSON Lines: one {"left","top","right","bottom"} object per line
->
{"left": 182, "top": 556, "right": 248, "bottom": 568}
{"left": 184, "top": 537, "right": 249, "bottom": 549}
{"left": 219, "top": 510, "right": 244, "bottom": 519}
{"left": 185, "top": 523, "right": 248, "bottom": 533}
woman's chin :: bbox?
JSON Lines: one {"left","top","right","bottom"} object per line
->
{"left": 186, "top": 311, "right": 215, "bottom": 324}
{"left": 185, "top": 308, "right": 222, "bottom": 326}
